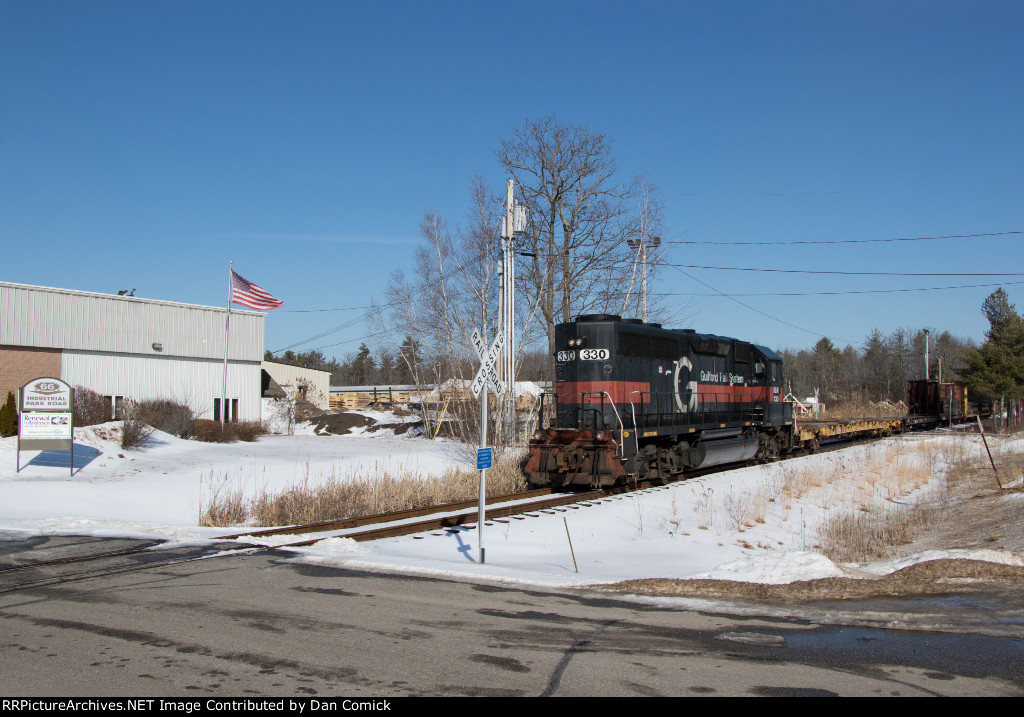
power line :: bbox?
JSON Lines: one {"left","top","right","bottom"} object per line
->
{"left": 666, "top": 231, "right": 1022, "bottom": 246}
{"left": 673, "top": 177, "right": 1024, "bottom": 198}
{"left": 270, "top": 249, "right": 495, "bottom": 354}
{"left": 278, "top": 304, "right": 377, "bottom": 313}
{"left": 278, "top": 224, "right": 1013, "bottom": 355}
{"left": 668, "top": 264, "right": 1024, "bottom": 277}
{"left": 664, "top": 263, "right": 860, "bottom": 345}
{"left": 623, "top": 280, "right": 1024, "bottom": 298}
{"left": 270, "top": 304, "right": 390, "bottom": 354}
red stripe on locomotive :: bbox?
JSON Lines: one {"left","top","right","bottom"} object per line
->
{"left": 558, "top": 381, "right": 770, "bottom": 405}
{"left": 557, "top": 381, "right": 652, "bottom": 404}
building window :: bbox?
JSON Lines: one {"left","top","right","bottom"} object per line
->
{"left": 104, "top": 395, "right": 126, "bottom": 420}
{"left": 213, "top": 398, "right": 240, "bottom": 423}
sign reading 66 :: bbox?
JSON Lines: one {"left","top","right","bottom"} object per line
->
{"left": 21, "top": 377, "right": 72, "bottom": 412}
{"left": 579, "top": 348, "right": 610, "bottom": 360}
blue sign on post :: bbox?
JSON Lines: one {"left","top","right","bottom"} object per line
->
{"left": 476, "top": 447, "right": 493, "bottom": 470}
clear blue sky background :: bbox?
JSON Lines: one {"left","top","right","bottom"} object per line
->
{"left": 2, "top": 0, "right": 1021, "bottom": 362}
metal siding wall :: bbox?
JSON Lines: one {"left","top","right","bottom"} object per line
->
{"left": 0, "top": 283, "right": 263, "bottom": 361}
{"left": 61, "top": 351, "right": 262, "bottom": 421}
{"left": 261, "top": 362, "right": 331, "bottom": 409}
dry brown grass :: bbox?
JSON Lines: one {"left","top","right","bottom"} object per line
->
{"left": 198, "top": 472, "right": 248, "bottom": 527}
{"left": 199, "top": 453, "right": 528, "bottom": 528}
{"left": 817, "top": 503, "right": 942, "bottom": 562}
{"left": 814, "top": 435, "right": 1008, "bottom": 562}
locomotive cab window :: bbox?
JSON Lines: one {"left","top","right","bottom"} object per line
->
{"left": 754, "top": 362, "right": 765, "bottom": 378}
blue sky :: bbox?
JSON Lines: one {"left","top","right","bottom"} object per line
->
{"left": 2, "top": 0, "right": 1022, "bottom": 361}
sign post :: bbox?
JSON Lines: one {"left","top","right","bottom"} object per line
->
{"left": 18, "top": 378, "right": 75, "bottom": 476}
{"left": 471, "top": 329, "right": 505, "bottom": 564}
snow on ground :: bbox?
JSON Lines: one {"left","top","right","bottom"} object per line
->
{"left": 1, "top": 411, "right": 1022, "bottom": 590}
{"left": 0, "top": 412, "right": 459, "bottom": 540}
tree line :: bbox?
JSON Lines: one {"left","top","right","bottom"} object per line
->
{"left": 265, "top": 343, "right": 552, "bottom": 388}
{"left": 264, "top": 344, "right": 414, "bottom": 387}
{"left": 782, "top": 288, "right": 1024, "bottom": 426}
{"left": 780, "top": 328, "right": 974, "bottom": 406}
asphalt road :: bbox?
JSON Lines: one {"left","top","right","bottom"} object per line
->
{"left": 0, "top": 536, "right": 1021, "bottom": 697}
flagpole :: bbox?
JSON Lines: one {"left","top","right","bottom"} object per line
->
{"left": 222, "top": 260, "right": 232, "bottom": 428}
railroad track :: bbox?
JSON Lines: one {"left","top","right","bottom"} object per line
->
{"left": 0, "top": 489, "right": 596, "bottom": 594}
{"left": 220, "top": 487, "right": 609, "bottom": 545}
{"left": 0, "top": 429, "right": 906, "bottom": 595}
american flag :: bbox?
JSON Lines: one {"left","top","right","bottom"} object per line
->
{"left": 230, "top": 269, "right": 283, "bottom": 311}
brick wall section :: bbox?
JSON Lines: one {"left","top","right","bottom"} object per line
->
{"left": 0, "top": 345, "right": 62, "bottom": 406}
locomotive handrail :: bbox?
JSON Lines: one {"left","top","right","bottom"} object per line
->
{"left": 627, "top": 390, "right": 644, "bottom": 460}
{"left": 578, "top": 391, "right": 626, "bottom": 457}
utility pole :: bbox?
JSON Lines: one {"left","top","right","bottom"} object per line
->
{"left": 626, "top": 235, "right": 660, "bottom": 323}
{"left": 924, "top": 329, "right": 930, "bottom": 380}
{"left": 500, "top": 179, "right": 527, "bottom": 444}
{"left": 501, "top": 180, "right": 515, "bottom": 444}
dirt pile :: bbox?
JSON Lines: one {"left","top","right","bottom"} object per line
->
{"left": 605, "top": 557, "right": 1024, "bottom": 602}
{"left": 309, "top": 411, "right": 423, "bottom": 436}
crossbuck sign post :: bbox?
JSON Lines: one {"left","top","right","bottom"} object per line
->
{"left": 471, "top": 329, "right": 505, "bottom": 564}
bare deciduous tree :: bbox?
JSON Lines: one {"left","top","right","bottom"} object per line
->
{"left": 620, "top": 174, "right": 667, "bottom": 322}
{"left": 494, "top": 116, "right": 642, "bottom": 358}
{"left": 376, "top": 177, "right": 507, "bottom": 443}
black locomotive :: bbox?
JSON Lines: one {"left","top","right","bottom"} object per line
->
{"left": 526, "top": 315, "right": 795, "bottom": 487}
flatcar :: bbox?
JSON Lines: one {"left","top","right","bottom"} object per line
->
{"left": 525, "top": 315, "right": 795, "bottom": 488}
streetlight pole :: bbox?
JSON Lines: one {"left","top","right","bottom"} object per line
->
{"left": 924, "top": 329, "right": 930, "bottom": 381}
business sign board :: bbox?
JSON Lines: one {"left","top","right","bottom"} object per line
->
{"left": 18, "top": 377, "right": 75, "bottom": 475}
{"left": 20, "top": 413, "right": 73, "bottom": 440}
{"left": 20, "top": 378, "right": 73, "bottom": 412}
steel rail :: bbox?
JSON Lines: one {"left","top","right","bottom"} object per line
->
{"left": 217, "top": 487, "right": 555, "bottom": 540}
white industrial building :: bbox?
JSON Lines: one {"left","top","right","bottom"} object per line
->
{"left": 0, "top": 281, "right": 265, "bottom": 422}
{"left": 261, "top": 361, "right": 330, "bottom": 410}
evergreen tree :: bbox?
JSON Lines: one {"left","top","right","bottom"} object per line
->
{"left": 377, "top": 349, "right": 396, "bottom": 384}
{"left": 811, "top": 337, "right": 842, "bottom": 401}
{"left": 861, "top": 329, "right": 890, "bottom": 400}
{"left": 961, "top": 288, "right": 1024, "bottom": 402}
{"left": 0, "top": 391, "right": 17, "bottom": 438}
{"left": 351, "top": 343, "right": 376, "bottom": 385}
{"left": 397, "top": 335, "right": 422, "bottom": 384}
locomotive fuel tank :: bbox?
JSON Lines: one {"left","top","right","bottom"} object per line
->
{"left": 688, "top": 430, "right": 760, "bottom": 469}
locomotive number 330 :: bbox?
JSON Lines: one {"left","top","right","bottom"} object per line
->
{"left": 556, "top": 348, "right": 610, "bottom": 362}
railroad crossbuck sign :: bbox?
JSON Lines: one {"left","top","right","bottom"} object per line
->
{"left": 470, "top": 329, "right": 506, "bottom": 399}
